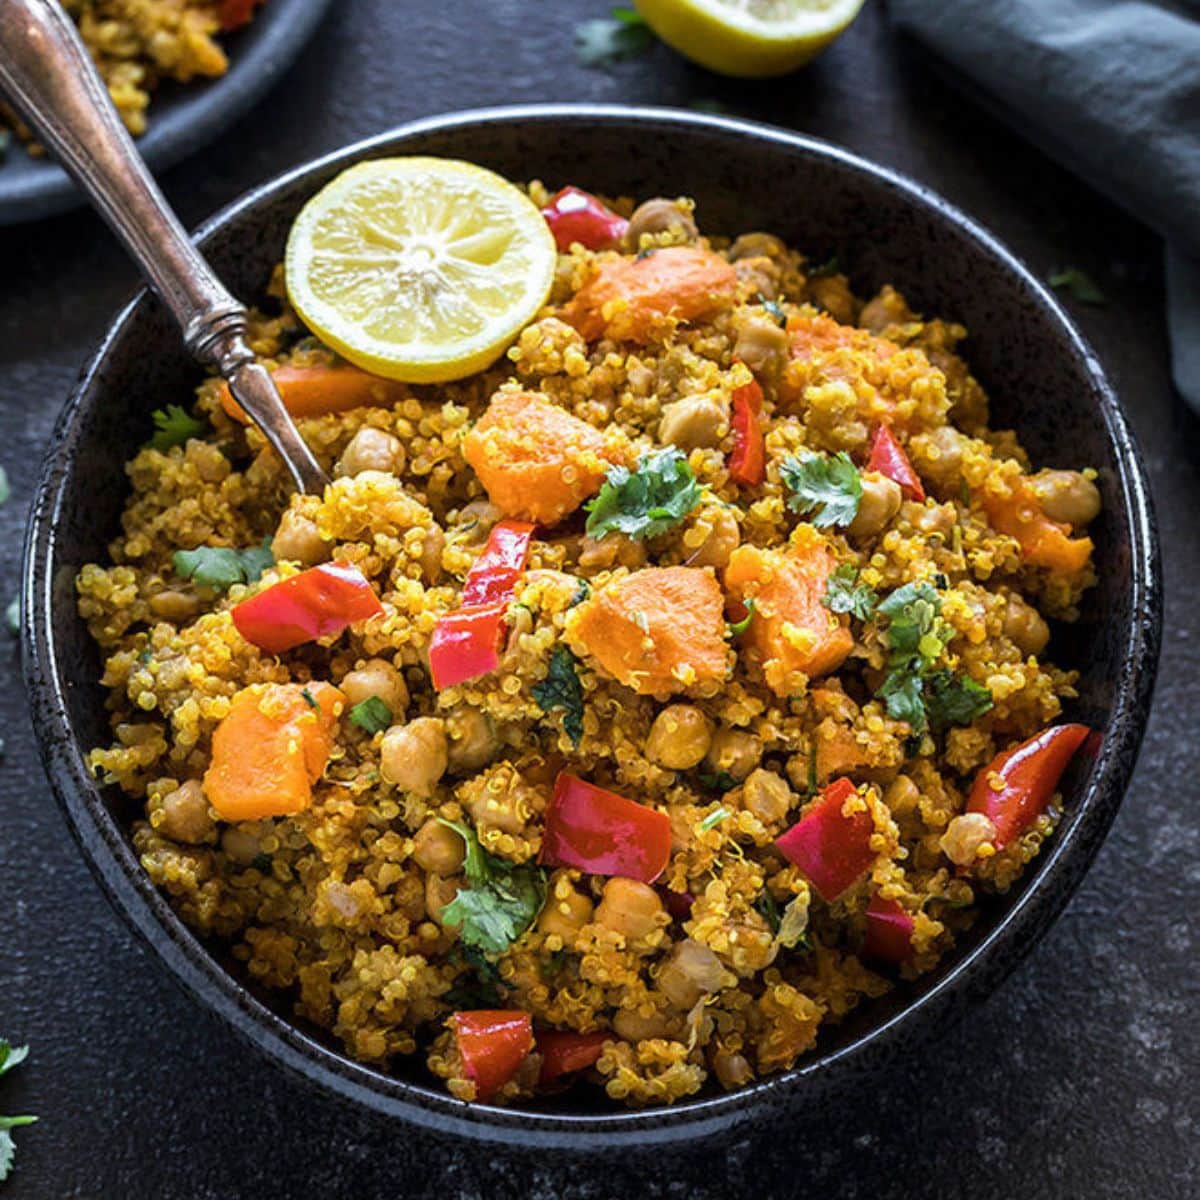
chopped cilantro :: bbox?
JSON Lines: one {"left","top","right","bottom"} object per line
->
{"left": 727, "top": 598, "right": 756, "bottom": 636}
{"left": 874, "top": 582, "right": 991, "bottom": 735}
{"left": 349, "top": 695, "right": 393, "bottom": 735}
{"left": 585, "top": 447, "right": 702, "bottom": 541}
{"left": 437, "top": 819, "right": 547, "bottom": 955}
{"left": 532, "top": 645, "right": 585, "bottom": 747}
{"left": 444, "top": 945, "right": 505, "bottom": 1008}
{"left": 698, "top": 806, "right": 730, "bottom": 833}
{"left": 148, "top": 404, "right": 205, "bottom": 451}
{"left": 4, "top": 598, "right": 17, "bottom": 637}
{"left": 754, "top": 890, "right": 782, "bottom": 933}
{"left": 568, "top": 578, "right": 591, "bottom": 608}
{"left": 823, "top": 563, "right": 878, "bottom": 620}
{"left": 575, "top": 6, "right": 655, "bottom": 67}
{"left": 540, "top": 948, "right": 570, "bottom": 979}
{"left": 635, "top": 246, "right": 658, "bottom": 261}
{"left": 300, "top": 687, "right": 317, "bottom": 709}
{"left": 0, "top": 1039, "right": 35, "bottom": 1184}
{"left": 250, "top": 852, "right": 273, "bottom": 872}
{"left": 172, "top": 539, "right": 273, "bottom": 592}
{"left": 698, "top": 770, "right": 738, "bottom": 794}
{"left": 1049, "top": 267, "right": 1106, "bottom": 306}
{"left": 780, "top": 451, "right": 862, "bottom": 527}
{"left": 756, "top": 291, "right": 787, "bottom": 328}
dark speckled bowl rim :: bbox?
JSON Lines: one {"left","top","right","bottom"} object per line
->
{"left": 23, "top": 105, "right": 1162, "bottom": 1151}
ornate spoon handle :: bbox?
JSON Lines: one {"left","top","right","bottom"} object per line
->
{"left": 0, "top": 0, "right": 327, "bottom": 494}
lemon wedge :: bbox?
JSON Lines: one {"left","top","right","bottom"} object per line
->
{"left": 635, "top": 0, "right": 865, "bottom": 78}
{"left": 285, "top": 157, "right": 557, "bottom": 383}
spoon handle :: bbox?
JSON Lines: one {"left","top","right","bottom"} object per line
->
{"left": 0, "top": 0, "right": 327, "bottom": 494}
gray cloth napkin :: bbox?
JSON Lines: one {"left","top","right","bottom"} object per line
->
{"left": 890, "top": 0, "right": 1200, "bottom": 411}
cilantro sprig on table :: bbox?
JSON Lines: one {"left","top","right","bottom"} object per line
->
{"left": 147, "top": 405, "right": 205, "bottom": 451}
{"left": 532, "top": 645, "right": 585, "bottom": 747}
{"left": 585, "top": 447, "right": 702, "bottom": 541}
{"left": 575, "top": 6, "right": 655, "bottom": 68}
{"left": 874, "top": 582, "right": 992, "bottom": 735}
{"left": 0, "top": 1039, "right": 35, "bottom": 1184}
{"left": 172, "top": 539, "right": 274, "bottom": 592}
{"left": 438, "top": 819, "right": 546, "bottom": 956}
{"left": 780, "top": 451, "right": 862, "bottom": 528}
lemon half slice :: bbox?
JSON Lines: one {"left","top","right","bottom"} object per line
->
{"left": 635, "top": 0, "right": 866, "bottom": 78}
{"left": 285, "top": 157, "right": 556, "bottom": 383}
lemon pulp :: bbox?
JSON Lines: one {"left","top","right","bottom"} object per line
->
{"left": 634, "top": 0, "right": 866, "bottom": 78}
{"left": 285, "top": 157, "right": 557, "bottom": 383}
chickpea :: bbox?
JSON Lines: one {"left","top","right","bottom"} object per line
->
{"left": 858, "top": 285, "right": 913, "bottom": 334}
{"left": 728, "top": 232, "right": 787, "bottom": 261}
{"left": 625, "top": 197, "right": 698, "bottom": 245}
{"left": 380, "top": 717, "right": 448, "bottom": 795}
{"left": 340, "top": 657, "right": 409, "bottom": 717}
{"left": 704, "top": 726, "right": 762, "bottom": 782}
{"left": 733, "top": 314, "right": 789, "bottom": 376}
{"left": 335, "top": 427, "right": 405, "bottom": 478}
{"left": 412, "top": 818, "right": 466, "bottom": 876}
{"left": 657, "top": 938, "right": 723, "bottom": 1009}
{"left": 1003, "top": 594, "right": 1050, "bottom": 657}
{"left": 910, "top": 501, "right": 956, "bottom": 537}
{"left": 939, "top": 812, "right": 998, "bottom": 867}
{"left": 220, "top": 826, "right": 261, "bottom": 866}
{"left": 1029, "top": 469, "right": 1101, "bottom": 528}
{"left": 445, "top": 706, "right": 500, "bottom": 773}
{"left": 271, "top": 507, "right": 328, "bottom": 567}
{"left": 689, "top": 507, "right": 740, "bottom": 570}
{"left": 847, "top": 472, "right": 902, "bottom": 539}
{"left": 426, "top": 873, "right": 462, "bottom": 925}
{"left": 732, "top": 257, "right": 780, "bottom": 299}
{"left": 157, "top": 779, "right": 213, "bottom": 844}
{"left": 536, "top": 886, "right": 594, "bottom": 942}
{"left": 884, "top": 774, "right": 921, "bottom": 815}
{"left": 808, "top": 275, "right": 855, "bottom": 324}
{"left": 711, "top": 1048, "right": 754, "bottom": 1090}
{"left": 915, "top": 426, "right": 965, "bottom": 490}
{"left": 418, "top": 524, "right": 445, "bottom": 584}
{"left": 455, "top": 499, "right": 502, "bottom": 545}
{"left": 613, "top": 1007, "right": 673, "bottom": 1043}
{"left": 595, "top": 877, "right": 665, "bottom": 941}
{"left": 577, "top": 531, "right": 647, "bottom": 575}
{"left": 658, "top": 393, "right": 728, "bottom": 451}
{"left": 148, "top": 589, "right": 201, "bottom": 622}
{"left": 741, "top": 768, "right": 792, "bottom": 826}
{"left": 645, "top": 704, "right": 713, "bottom": 771}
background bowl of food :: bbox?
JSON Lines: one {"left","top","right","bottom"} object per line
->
{"left": 22, "top": 105, "right": 1161, "bottom": 1148}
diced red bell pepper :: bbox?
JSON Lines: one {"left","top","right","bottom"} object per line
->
{"left": 460, "top": 520, "right": 535, "bottom": 606}
{"left": 429, "top": 520, "right": 535, "bottom": 690}
{"left": 863, "top": 894, "right": 915, "bottom": 963}
{"left": 217, "top": 0, "right": 264, "bottom": 32}
{"left": 231, "top": 562, "right": 382, "bottom": 655}
{"left": 451, "top": 1010, "right": 533, "bottom": 1103}
{"left": 867, "top": 425, "right": 925, "bottom": 501}
{"left": 428, "top": 601, "right": 508, "bottom": 690}
{"left": 536, "top": 1030, "right": 610, "bottom": 1085}
{"left": 967, "top": 723, "right": 1090, "bottom": 849}
{"left": 775, "top": 777, "right": 875, "bottom": 902}
{"left": 728, "top": 378, "right": 766, "bottom": 487}
{"left": 541, "top": 186, "right": 629, "bottom": 252}
{"left": 540, "top": 773, "right": 672, "bottom": 884}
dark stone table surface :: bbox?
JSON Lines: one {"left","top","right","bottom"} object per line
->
{"left": 0, "top": 2, "right": 1196, "bottom": 1196}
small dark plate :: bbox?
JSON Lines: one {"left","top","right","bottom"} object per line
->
{"left": 22, "top": 106, "right": 1162, "bottom": 1151}
{"left": 0, "top": 0, "right": 332, "bottom": 226}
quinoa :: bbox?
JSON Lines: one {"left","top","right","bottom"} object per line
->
{"left": 77, "top": 188, "right": 1097, "bottom": 1108}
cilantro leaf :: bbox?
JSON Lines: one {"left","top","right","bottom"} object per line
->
{"left": 437, "top": 820, "right": 547, "bottom": 955}
{"left": 698, "top": 770, "right": 738, "bottom": 794}
{"left": 0, "top": 1043, "right": 27, "bottom": 1078}
{"left": 585, "top": 447, "right": 702, "bottom": 541}
{"left": 0, "top": 1040, "right": 34, "bottom": 1184}
{"left": 754, "top": 890, "right": 782, "bottom": 933}
{"left": 173, "top": 539, "right": 274, "bottom": 592}
{"left": 148, "top": 405, "right": 205, "bottom": 451}
{"left": 532, "top": 645, "right": 585, "bottom": 747}
{"left": 698, "top": 806, "right": 730, "bottom": 833}
{"left": 349, "top": 696, "right": 393, "bottom": 735}
{"left": 780, "top": 451, "right": 862, "bottom": 527}
{"left": 823, "top": 563, "right": 878, "bottom": 620}
{"left": 877, "top": 668, "right": 927, "bottom": 730}
{"left": 756, "top": 292, "right": 787, "bottom": 328}
{"left": 924, "top": 669, "right": 994, "bottom": 731}
{"left": 808, "top": 254, "right": 841, "bottom": 278}
{"left": 575, "top": 7, "right": 654, "bottom": 67}
{"left": 1049, "top": 267, "right": 1106, "bottom": 306}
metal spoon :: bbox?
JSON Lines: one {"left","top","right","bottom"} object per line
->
{"left": 0, "top": 0, "right": 328, "bottom": 494}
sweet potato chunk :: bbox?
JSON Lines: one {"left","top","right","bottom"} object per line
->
{"left": 463, "top": 391, "right": 617, "bottom": 525}
{"left": 204, "top": 681, "right": 344, "bottom": 821}
{"left": 566, "top": 566, "right": 731, "bottom": 698}
{"left": 724, "top": 527, "right": 853, "bottom": 695}
{"left": 561, "top": 246, "right": 738, "bottom": 343}
{"left": 984, "top": 479, "right": 1093, "bottom": 574}
{"left": 219, "top": 365, "right": 408, "bottom": 423}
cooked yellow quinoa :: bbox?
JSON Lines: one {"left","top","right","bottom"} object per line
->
{"left": 2, "top": 1, "right": 256, "bottom": 150}
{"left": 77, "top": 186, "right": 1100, "bottom": 1109}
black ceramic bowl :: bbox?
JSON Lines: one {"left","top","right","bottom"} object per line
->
{"left": 23, "top": 106, "right": 1161, "bottom": 1150}
{"left": 0, "top": 0, "right": 332, "bottom": 226}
